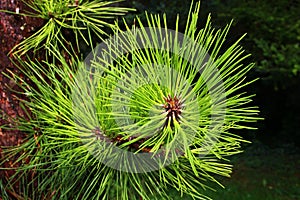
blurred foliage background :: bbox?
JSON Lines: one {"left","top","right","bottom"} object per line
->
{"left": 122, "top": 0, "right": 300, "bottom": 148}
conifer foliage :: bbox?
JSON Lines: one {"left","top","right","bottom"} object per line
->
{"left": 1, "top": 1, "right": 260, "bottom": 199}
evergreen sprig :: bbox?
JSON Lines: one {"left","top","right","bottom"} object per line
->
{"left": 1, "top": 0, "right": 133, "bottom": 55}
{"left": 2, "top": 1, "right": 260, "bottom": 199}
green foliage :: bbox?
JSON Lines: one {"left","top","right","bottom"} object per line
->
{"left": 1, "top": 1, "right": 261, "bottom": 200}
{"left": 210, "top": 0, "right": 300, "bottom": 89}
{"left": 204, "top": 0, "right": 300, "bottom": 144}
{"left": 0, "top": 180, "right": 10, "bottom": 199}
{"left": 124, "top": 0, "right": 300, "bottom": 87}
{"left": 1, "top": 0, "right": 133, "bottom": 55}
